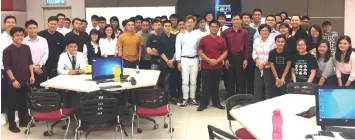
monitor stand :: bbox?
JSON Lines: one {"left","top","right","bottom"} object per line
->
{"left": 321, "top": 125, "right": 355, "bottom": 133}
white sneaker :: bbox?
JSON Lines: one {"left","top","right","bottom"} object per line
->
{"left": 15, "top": 111, "right": 19, "bottom": 123}
{"left": 1, "top": 113, "right": 7, "bottom": 126}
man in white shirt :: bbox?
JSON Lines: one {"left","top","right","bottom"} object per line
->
{"left": 194, "top": 18, "right": 209, "bottom": 39}
{"left": 176, "top": 15, "right": 200, "bottom": 108}
{"left": 86, "top": 15, "right": 99, "bottom": 33}
{"left": 254, "top": 15, "right": 280, "bottom": 40}
{"left": 1, "top": 15, "right": 16, "bottom": 126}
{"left": 23, "top": 20, "right": 49, "bottom": 88}
{"left": 217, "top": 13, "right": 229, "bottom": 36}
{"left": 250, "top": 9, "right": 265, "bottom": 30}
{"left": 57, "top": 40, "right": 87, "bottom": 75}
{"left": 56, "top": 13, "right": 71, "bottom": 36}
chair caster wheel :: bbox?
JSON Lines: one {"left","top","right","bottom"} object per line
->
{"left": 154, "top": 124, "right": 159, "bottom": 129}
{"left": 25, "top": 129, "right": 30, "bottom": 134}
{"left": 61, "top": 125, "right": 67, "bottom": 130}
{"left": 164, "top": 123, "right": 168, "bottom": 128}
{"left": 137, "top": 128, "right": 142, "bottom": 133}
{"left": 169, "top": 128, "right": 174, "bottom": 132}
{"left": 43, "top": 130, "right": 54, "bottom": 136}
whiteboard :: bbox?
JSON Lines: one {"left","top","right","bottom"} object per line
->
{"left": 85, "top": 7, "right": 175, "bottom": 29}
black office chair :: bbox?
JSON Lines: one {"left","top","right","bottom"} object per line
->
{"left": 74, "top": 90, "right": 125, "bottom": 139}
{"left": 207, "top": 125, "right": 237, "bottom": 139}
{"left": 25, "top": 89, "right": 75, "bottom": 139}
{"left": 286, "top": 82, "right": 318, "bottom": 95}
{"left": 225, "top": 94, "right": 256, "bottom": 139}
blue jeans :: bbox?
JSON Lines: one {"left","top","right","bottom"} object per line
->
{"left": 123, "top": 60, "right": 138, "bottom": 68}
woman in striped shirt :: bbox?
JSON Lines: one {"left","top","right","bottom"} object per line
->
{"left": 335, "top": 35, "right": 355, "bottom": 87}
{"left": 252, "top": 24, "right": 275, "bottom": 102}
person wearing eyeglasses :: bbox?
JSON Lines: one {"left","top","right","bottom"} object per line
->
{"left": 254, "top": 14, "right": 280, "bottom": 40}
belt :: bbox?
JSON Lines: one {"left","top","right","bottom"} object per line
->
{"left": 181, "top": 55, "right": 198, "bottom": 59}
{"left": 229, "top": 52, "right": 244, "bottom": 55}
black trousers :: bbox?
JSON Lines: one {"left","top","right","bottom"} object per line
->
{"left": 227, "top": 53, "right": 246, "bottom": 97}
{"left": 158, "top": 66, "right": 181, "bottom": 98}
{"left": 254, "top": 68, "right": 272, "bottom": 102}
{"left": 270, "top": 77, "right": 291, "bottom": 98}
{"left": 200, "top": 69, "right": 222, "bottom": 108}
{"left": 1, "top": 70, "right": 9, "bottom": 113}
{"left": 313, "top": 75, "right": 337, "bottom": 86}
{"left": 7, "top": 83, "right": 28, "bottom": 124}
{"left": 245, "top": 58, "right": 255, "bottom": 94}
{"left": 139, "top": 60, "right": 151, "bottom": 69}
{"left": 222, "top": 66, "right": 228, "bottom": 91}
{"left": 34, "top": 67, "right": 47, "bottom": 89}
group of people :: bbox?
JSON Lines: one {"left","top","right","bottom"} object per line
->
{"left": 1, "top": 8, "right": 355, "bottom": 133}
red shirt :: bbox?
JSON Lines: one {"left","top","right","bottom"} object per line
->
{"left": 3, "top": 44, "right": 33, "bottom": 85}
{"left": 198, "top": 35, "right": 227, "bottom": 70}
{"left": 221, "top": 27, "right": 249, "bottom": 60}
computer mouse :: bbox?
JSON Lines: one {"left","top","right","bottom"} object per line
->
{"left": 307, "top": 106, "right": 317, "bottom": 118}
{"left": 130, "top": 77, "right": 137, "bottom": 85}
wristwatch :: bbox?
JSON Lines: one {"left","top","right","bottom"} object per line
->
{"left": 11, "top": 79, "right": 16, "bottom": 82}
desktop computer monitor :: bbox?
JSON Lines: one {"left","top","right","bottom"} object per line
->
{"left": 316, "top": 87, "right": 355, "bottom": 126}
{"left": 92, "top": 57, "right": 124, "bottom": 80}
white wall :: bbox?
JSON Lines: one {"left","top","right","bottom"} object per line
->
{"left": 26, "top": 0, "right": 85, "bottom": 30}
{"left": 1, "top": 11, "right": 27, "bottom": 28}
{"left": 344, "top": 0, "right": 355, "bottom": 45}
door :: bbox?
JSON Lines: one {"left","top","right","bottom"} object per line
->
{"left": 42, "top": 6, "right": 72, "bottom": 30}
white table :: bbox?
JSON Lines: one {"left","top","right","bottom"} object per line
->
{"left": 40, "top": 68, "right": 161, "bottom": 93}
{"left": 230, "top": 94, "right": 345, "bottom": 140}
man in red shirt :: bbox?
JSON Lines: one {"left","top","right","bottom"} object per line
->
{"left": 222, "top": 12, "right": 249, "bottom": 97}
{"left": 197, "top": 20, "right": 228, "bottom": 111}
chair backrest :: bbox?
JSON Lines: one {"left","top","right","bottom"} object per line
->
{"left": 226, "top": 94, "right": 254, "bottom": 121}
{"left": 286, "top": 82, "right": 318, "bottom": 95}
{"left": 79, "top": 90, "right": 120, "bottom": 122}
{"left": 207, "top": 125, "right": 238, "bottom": 139}
{"left": 27, "top": 90, "right": 62, "bottom": 113}
{"left": 132, "top": 89, "right": 168, "bottom": 108}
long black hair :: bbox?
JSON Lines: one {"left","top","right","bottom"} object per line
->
{"left": 335, "top": 35, "right": 352, "bottom": 63}
{"left": 316, "top": 40, "right": 331, "bottom": 62}
{"left": 308, "top": 25, "right": 323, "bottom": 43}
{"left": 103, "top": 24, "right": 115, "bottom": 39}
{"left": 110, "top": 16, "right": 123, "bottom": 33}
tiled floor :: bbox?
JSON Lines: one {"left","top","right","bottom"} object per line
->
{"left": 1, "top": 90, "right": 243, "bottom": 139}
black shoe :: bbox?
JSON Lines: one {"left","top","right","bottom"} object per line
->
{"left": 197, "top": 106, "right": 207, "bottom": 112}
{"left": 9, "top": 123, "right": 20, "bottom": 133}
{"left": 213, "top": 105, "right": 225, "bottom": 110}
{"left": 180, "top": 100, "right": 189, "bottom": 108}
{"left": 19, "top": 120, "right": 36, "bottom": 128}
{"left": 189, "top": 99, "right": 199, "bottom": 106}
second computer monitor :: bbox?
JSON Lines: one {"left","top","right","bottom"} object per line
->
{"left": 92, "top": 57, "right": 124, "bottom": 80}
{"left": 316, "top": 87, "right": 355, "bottom": 127}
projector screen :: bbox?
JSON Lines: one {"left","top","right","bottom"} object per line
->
{"left": 86, "top": 7, "right": 175, "bottom": 29}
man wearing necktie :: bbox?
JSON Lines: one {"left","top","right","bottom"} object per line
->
{"left": 57, "top": 40, "right": 87, "bottom": 75}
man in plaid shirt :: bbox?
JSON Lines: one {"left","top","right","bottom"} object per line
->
{"left": 322, "top": 21, "right": 339, "bottom": 55}
{"left": 241, "top": 13, "right": 256, "bottom": 94}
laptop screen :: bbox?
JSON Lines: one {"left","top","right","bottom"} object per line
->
{"left": 318, "top": 88, "right": 355, "bottom": 119}
{"left": 92, "top": 57, "right": 123, "bottom": 80}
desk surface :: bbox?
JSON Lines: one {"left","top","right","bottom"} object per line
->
{"left": 40, "top": 68, "right": 160, "bottom": 93}
{"left": 230, "top": 94, "right": 345, "bottom": 140}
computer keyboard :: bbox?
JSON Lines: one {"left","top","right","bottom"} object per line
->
{"left": 98, "top": 82, "right": 122, "bottom": 89}
{"left": 340, "top": 132, "right": 355, "bottom": 139}
{"left": 99, "top": 85, "right": 122, "bottom": 89}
